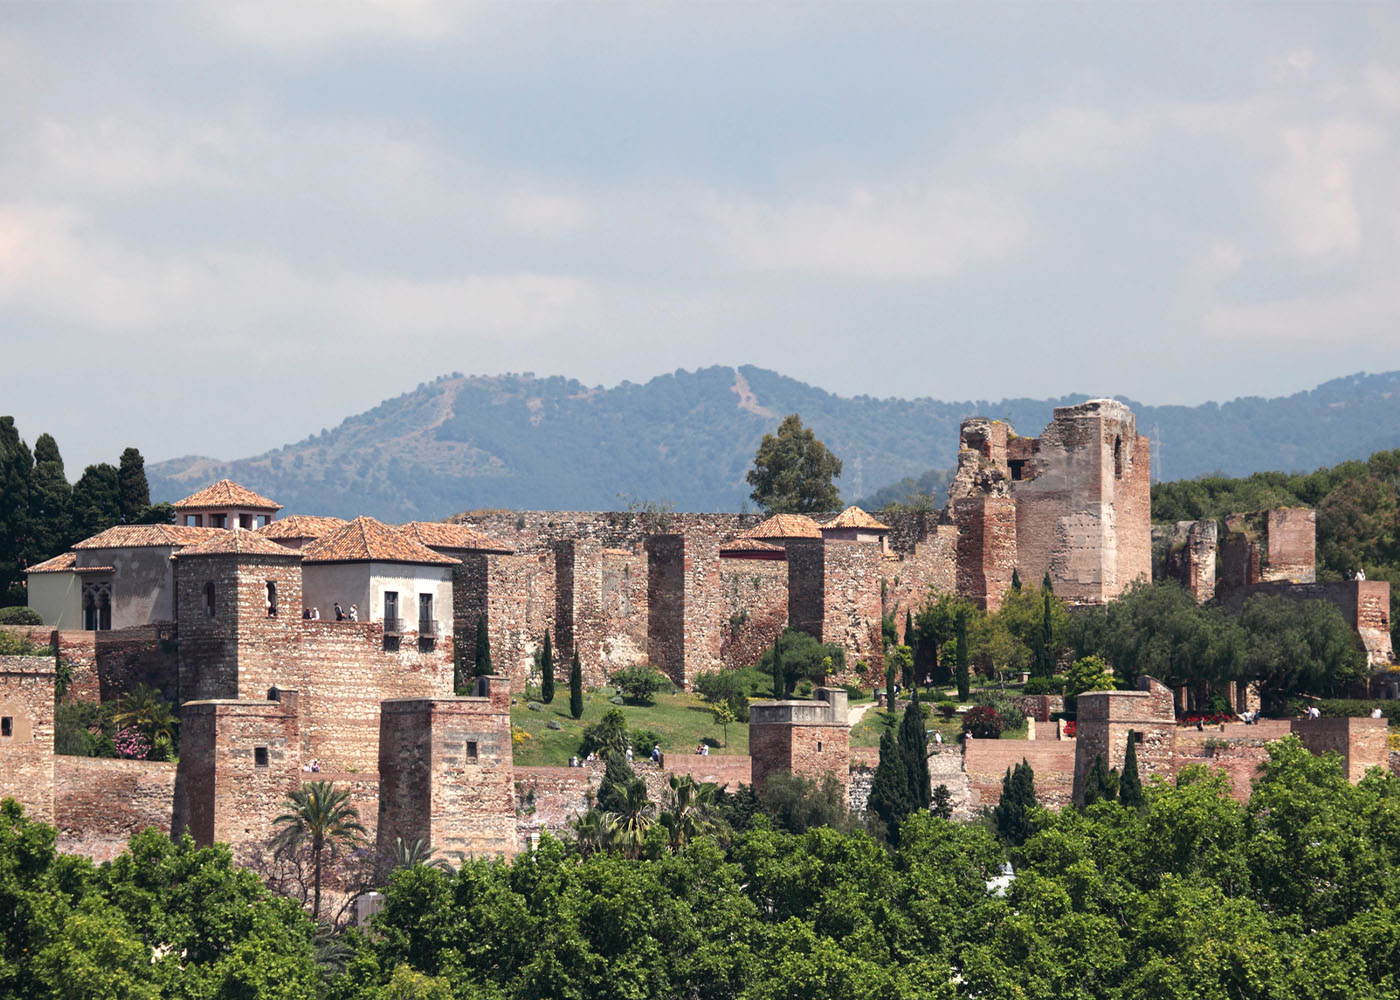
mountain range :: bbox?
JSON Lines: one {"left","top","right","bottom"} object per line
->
{"left": 146, "top": 366, "right": 1400, "bottom": 521}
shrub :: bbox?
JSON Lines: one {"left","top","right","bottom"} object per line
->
{"left": 841, "top": 683, "right": 868, "bottom": 701}
{"left": 0, "top": 606, "right": 43, "bottom": 626}
{"left": 794, "top": 678, "right": 815, "bottom": 698}
{"left": 936, "top": 701, "right": 957, "bottom": 720}
{"left": 0, "top": 629, "right": 53, "bottom": 657}
{"left": 961, "top": 705, "right": 1004, "bottom": 739}
{"left": 610, "top": 665, "right": 667, "bottom": 705}
{"left": 55, "top": 701, "right": 116, "bottom": 757}
{"left": 1022, "top": 675, "right": 1065, "bottom": 695}
{"left": 974, "top": 691, "right": 1026, "bottom": 728}
{"left": 693, "top": 668, "right": 756, "bottom": 721}
{"left": 631, "top": 729, "right": 663, "bottom": 757}
{"left": 1315, "top": 699, "right": 1398, "bottom": 721}
{"left": 579, "top": 708, "right": 629, "bottom": 758}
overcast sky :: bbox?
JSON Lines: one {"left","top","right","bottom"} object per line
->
{"left": 3, "top": 2, "right": 1399, "bottom": 471}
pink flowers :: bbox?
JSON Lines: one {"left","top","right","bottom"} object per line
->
{"left": 114, "top": 727, "right": 152, "bottom": 759}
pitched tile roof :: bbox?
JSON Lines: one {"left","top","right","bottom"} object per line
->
{"left": 718, "top": 537, "right": 786, "bottom": 558}
{"left": 175, "top": 528, "right": 304, "bottom": 559}
{"left": 742, "top": 513, "right": 822, "bottom": 540}
{"left": 72, "top": 524, "right": 228, "bottom": 549}
{"left": 821, "top": 506, "right": 891, "bottom": 532}
{"left": 302, "top": 517, "right": 460, "bottom": 566}
{"left": 400, "top": 521, "right": 513, "bottom": 554}
{"left": 257, "top": 515, "right": 349, "bottom": 540}
{"left": 27, "top": 552, "right": 76, "bottom": 573}
{"left": 174, "top": 479, "right": 282, "bottom": 511}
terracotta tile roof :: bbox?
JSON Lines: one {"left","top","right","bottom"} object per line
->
{"left": 257, "top": 515, "right": 348, "bottom": 540}
{"left": 718, "top": 537, "right": 786, "bottom": 557}
{"left": 742, "top": 513, "right": 822, "bottom": 540}
{"left": 72, "top": 524, "right": 228, "bottom": 550}
{"left": 174, "top": 479, "right": 282, "bottom": 511}
{"left": 302, "top": 517, "right": 460, "bottom": 566}
{"left": 400, "top": 521, "right": 513, "bottom": 554}
{"left": 175, "top": 528, "right": 304, "bottom": 559}
{"left": 27, "top": 552, "right": 76, "bottom": 573}
{"left": 821, "top": 506, "right": 891, "bottom": 532}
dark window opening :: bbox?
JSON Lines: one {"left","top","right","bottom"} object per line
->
{"left": 418, "top": 637, "right": 436, "bottom": 653}
{"left": 466, "top": 740, "right": 479, "bottom": 760}
{"left": 817, "top": 740, "right": 823, "bottom": 752}
{"left": 254, "top": 746, "right": 269, "bottom": 767}
{"left": 1008, "top": 459, "right": 1026, "bottom": 481}
{"left": 204, "top": 582, "right": 216, "bottom": 619}
{"left": 383, "top": 635, "right": 400, "bottom": 653}
{"left": 83, "top": 595, "right": 97, "bottom": 631}
{"left": 1133, "top": 731, "right": 1145, "bottom": 743}
{"left": 99, "top": 594, "right": 111, "bottom": 630}
{"left": 239, "top": 514, "right": 253, "bottom": 529}
{"left": 266, "top": 581, "right": 278, "bottom": 617}
{"left": 383, "top": 591, "right": 400, "bottom": 634}
{"left": 1, "top": 717, "right": 12, "bottom": 738}
{"left": 210, "top": 513, "right": 227, "bottom": 529}
{"left": 1114, "top": 436, "right": 1123, "bottom": 479}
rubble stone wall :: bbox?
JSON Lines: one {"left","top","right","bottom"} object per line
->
{"left": 54, "top": 757, "right": 177, "bottom": 861}
{"left": 0, "top": 655, "right": 56, "bottom": 824}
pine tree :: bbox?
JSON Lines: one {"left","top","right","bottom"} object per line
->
{"left": 117, "top": 447, "right": 150, "bottom": 523}
{"left": 955, "top": 609, "right": 970, "bottom": 701}
{"left": 771, "top": 634, "right": 784, "bottom": 699}
{"left": 1119, "top": 732, "right": 1145, "bottom": 808}
{"left": 569, "top": 651, "right": 584, "bottom": 720}
{"left": 885, "top": 656, "right": 896, "bottom": 710}
{"left": 898, "top": 685, "right": 931, "bottom": 811}
{"left": 867, "top": 727, "right": 911, "bottom": 843}
{"left": 540, "top": 629, "right": 555, "bottom": 704}
{"left": 70, "top": 463, "right": 121, "bottom": 540}
{"left": 473, "top": 615, "right": 493, "bottom": 677}
{"left": 993, "top": 758, "right": 1037, "bottom": 846}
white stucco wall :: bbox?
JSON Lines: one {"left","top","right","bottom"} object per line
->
{"left": 77, "top": 546, "right": 177, "bottom": 628}
{"left": 301, "top": 562, "right": 453, "bottom": 630}
{"left": 27, "top": 572, "right": 82, "bottom": 629}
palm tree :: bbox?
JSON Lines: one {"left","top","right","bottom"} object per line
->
{"left": 273, "top": 781, "right": 367, "bottom": 920}
{"left": 658, "top": 774, "right": 720, "bottom": 853}
{"left": 570, "top": 809, "right": 609, "bottom": 859}
{"left": 603, "top": 778, "right": 656, "bottom": 858}
{"left": 111, "top": 683, "right": 175, "bottom": 743}
{"left": 391, "top": 836, "right": 456, "bottom": 874}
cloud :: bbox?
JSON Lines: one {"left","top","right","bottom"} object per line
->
{"left": 707, "top": 182, "right": 1033, "bottom": 282}
{"left": 201, "top": 1, "right": 478, "bottom": 55}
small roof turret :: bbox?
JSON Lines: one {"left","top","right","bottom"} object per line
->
{"left": 174, "top": 479, "right": 282, "bottom": 512}
{"left": 742, "top": 513, "right": 823, "bottom": 541}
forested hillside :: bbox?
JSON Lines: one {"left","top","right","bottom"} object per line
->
{"left": 141, "top": 367, "right": 1400, "bottom": 521}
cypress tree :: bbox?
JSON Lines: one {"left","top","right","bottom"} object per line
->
{"left": 28, "top": 433, "right": 71, "bottom": 564}
{"left": 0, "top": 417, "right": 34, "bottom": 602}
{"left": 117, "top": 447, "right": 150, "bottom": 523}
{"left": 595, "top": 751, "right": 636, "bottom": 814}
{"left": 955, "top": 609, "right": 970, "bottom": 701}
{"left": 569, "top": 651, "right": 584, "bottom": 720}
{"left": 1033, "top": 584, "right": 1054, "bottom": 678}
{"left": 885, "top": 656, "right": 896, "bottom": 711}
{"left": 867, "top": 727, "right": 911, "bottom": 842}
{"left": 540, "top": 629, "right": 555, "bottom": 704}
{"left": 904, "top": 608, "right": 915, "bottom": 651}
{"left": 771, "top": 634, "right": 784, "bottom": 699}
{"left": 1119, "top": 732, "right": 1145, "bottom": 808}
{"left": 70, "top": 463, "right": 121, "bottom": 540}
{"left": 1083, "top": 753, "right": 1114, "bottom": 807}
{"left": 1010, "top": 569, "right": 1021, "bottom": 591}
{"left": 898, "top": 685, "right": 931, "bottom": 811}
{"left": 993, "top": 759, "right": 1037, "bottom": 846}
{"left": 931, "top": 784, "right": 953, "bottom": 820}
{"left": 453, "top": 643, "right": 469, "bottom": 696}
{"left": 474, "top": 615, "right": 493, "bottom": 677}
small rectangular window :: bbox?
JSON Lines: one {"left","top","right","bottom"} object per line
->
{"left": 1, "top": 717, "right": 11, "bottom": 738}
{"left": 254, "top": 746, "right": 269, "bottom": 767}
{"left": 466, "top": 740, "right": 479, "bottom": 760}
{"left": 817, "top": 740, "right": 823, "bottom": 752}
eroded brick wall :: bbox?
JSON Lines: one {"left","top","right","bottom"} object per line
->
{"left": 0, "top": 655, "right": 56, "bottom": 824}
{"left": 749, "top": 690, "right": 850, "bottom": 791}
{"left": 954, "top": 495, "right": 1017, "bottom": 611}
{"left": 820, "top": 540, "right": 885, "bottom": 676}
{"left": 1073, "top": 677, "right": 1177, "bottom": 805}
{"left": 1292, "top": 716, "right": 1390, "bottom": 782}
{"left": 719, "top": 559, "right": 788, "bottom": 671}
{"left": 55, "top": 757, "right": 177, "bottom": 861}
{"left": 964, "top": 740, "right": 1076, "bottom": 812}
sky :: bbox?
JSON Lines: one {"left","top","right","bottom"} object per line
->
{"left": 2, "top": 2, "right": 1399, "bottom": 472}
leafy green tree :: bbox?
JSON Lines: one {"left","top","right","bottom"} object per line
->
{"left": 888, "top": 643, "right": 914, "bottom": 689}
{"left": 1119, "top": 731, "right": 1145, "bottom": 809}
{"left": 694, "top": 668, "right": 753, "bottom": 721}
{"left": 580, "top": 708, "right": 630, "bottom": 760}
{"left": 756, "top": 627, "right": 845, "bottom": 697}
{"left": 914, "top": 590, "right": 979, "bottom": 684}
{"left": 992, "top": 758, "right": 1037, "bottom": 846}
{"left": 867, "top": 727, "right": 911, "bottom": 842}
{"left": 1239, "top": 593, "right": 1369, "bottom": 705}
{"left": 569, "top": 650, "right": 584, "bottom": 719}
{"left": 711, "top": 700, "right": 736, "bottom": 747}
{"left": 539, "top": 628, "right": 555, "bottom": 704}
{"left": 898, "top": 687, "right": 930, "bottom": 813}
{"left": 745, "top": 414, "right": 842, "bottom": 514}
{"left": 603, "top": 776, "right": 656, "bottom": 858}
{"left": 756, "top": 774, "right": 856, "bottom": 834}
{"left": 1065, "top": 654, "right": 1116, "bottom": 702}
{"left": 116, "top": 447, "right": 149, "bottom": 524}
{"left": 1010, "top": 568, "right": 1021, "bottom": 591}
{"left": 955, "top": 609, "right": 970, "bottom": 701}
{"left": 472, "top": 614, "right": 492, "bottom": 677}
{"left": 272, "top": 781, "right": 367, "bottom": 920}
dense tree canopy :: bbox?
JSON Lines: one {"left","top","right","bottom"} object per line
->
{"left": 746, "top": 414, "right": 843, "bottom": 515}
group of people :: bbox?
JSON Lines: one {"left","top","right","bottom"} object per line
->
{"left": 300, "top": 603, "right": 358, "bottom": 621}
{"left": 300, "top": 759, "right": 321, "bottom": 773}
{"left": 693, "top": 743, "right": 710, "bottom": 755}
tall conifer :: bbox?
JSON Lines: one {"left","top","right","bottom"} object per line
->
{"left": 868, "top": 727, "right": 911, "bottom": 842}
{"left": 117, "top": 447, "right": 150, "bottom": 523}
{"left": 474, "top": 615, "right": 493, "bottom": 677}
{"left": 569, "top": 651, "right": 584, "bottom": 720}
{"left": 955, "top": 609, "right": 970, "bottom": 701}
{"left": 772, "top": 634, "right": 784, "bottom": 699}
{"left": 540, "top": 629, "right": 555, "bottom": 703}
{"left": 1119, "top": 731, "right": 1145, "bottom": 808}
{"left": 993, "top": 759, "right": 1037, "bottom": 846}
{"left": 898, "top": 685, "right": 931, "bottom": 811}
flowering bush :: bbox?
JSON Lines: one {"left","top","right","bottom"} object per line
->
{"left": 961, "top": 705, "right": 1004, "bottom": 740}
{"left": 1063, "top": 720, "right": 1077, "bottom": 738}
{"left": 113, "top": 727, "right": 152, "bottom": 760}
{"left": 1178, "top": 712, "right": 1237, "bottom": 727}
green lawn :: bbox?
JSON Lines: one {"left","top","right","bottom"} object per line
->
{"left": 850, "top": 703, "right": 1028, "bottom": 748}
{"left": 510, "top": 688, "right": 749, "bottom": 766}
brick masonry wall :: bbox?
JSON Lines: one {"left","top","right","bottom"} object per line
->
{"left": 820, "top": 540, "right": 885, "bottom": 678}
{"left": 54, "top": 757, "right": 177, "bottom": 861}
{"left": 955, "top": 495, "right": 1017, "bottom": 612}
{"left": 1073, "top": 678, "right": 1177, "bottom": 804}
{"left": 646, "top": 534, "right": 686, "bottom": 684}
{"left": 0, "top": 655, "right": 57, "bottom": 824}
{"left": 1291, "top": 716, "right": 1390, "bottom": 782}
{"left": 964, "top": 740, "right": 1076, "bottom": 811}
{"left": 749, "top": 695, "right": 850, "bottom": 791}
{"left": 718, "top": 559, "right": 788, "bottom": 671}
{"left": 1265, "top": 508, "right": 1316, "bottom": 583}
{"left": 1173, "top": 727, "right": 1275, "bottom": 801}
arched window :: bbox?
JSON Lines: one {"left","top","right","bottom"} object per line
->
{"left": 83, "top": 593, "right": 97, "bottom": 631}
{"left": 204, "top": 582, "right": 217, "bottom": 619}
{"left": 266, "top": 581, "right": 278, "bottom": 617}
